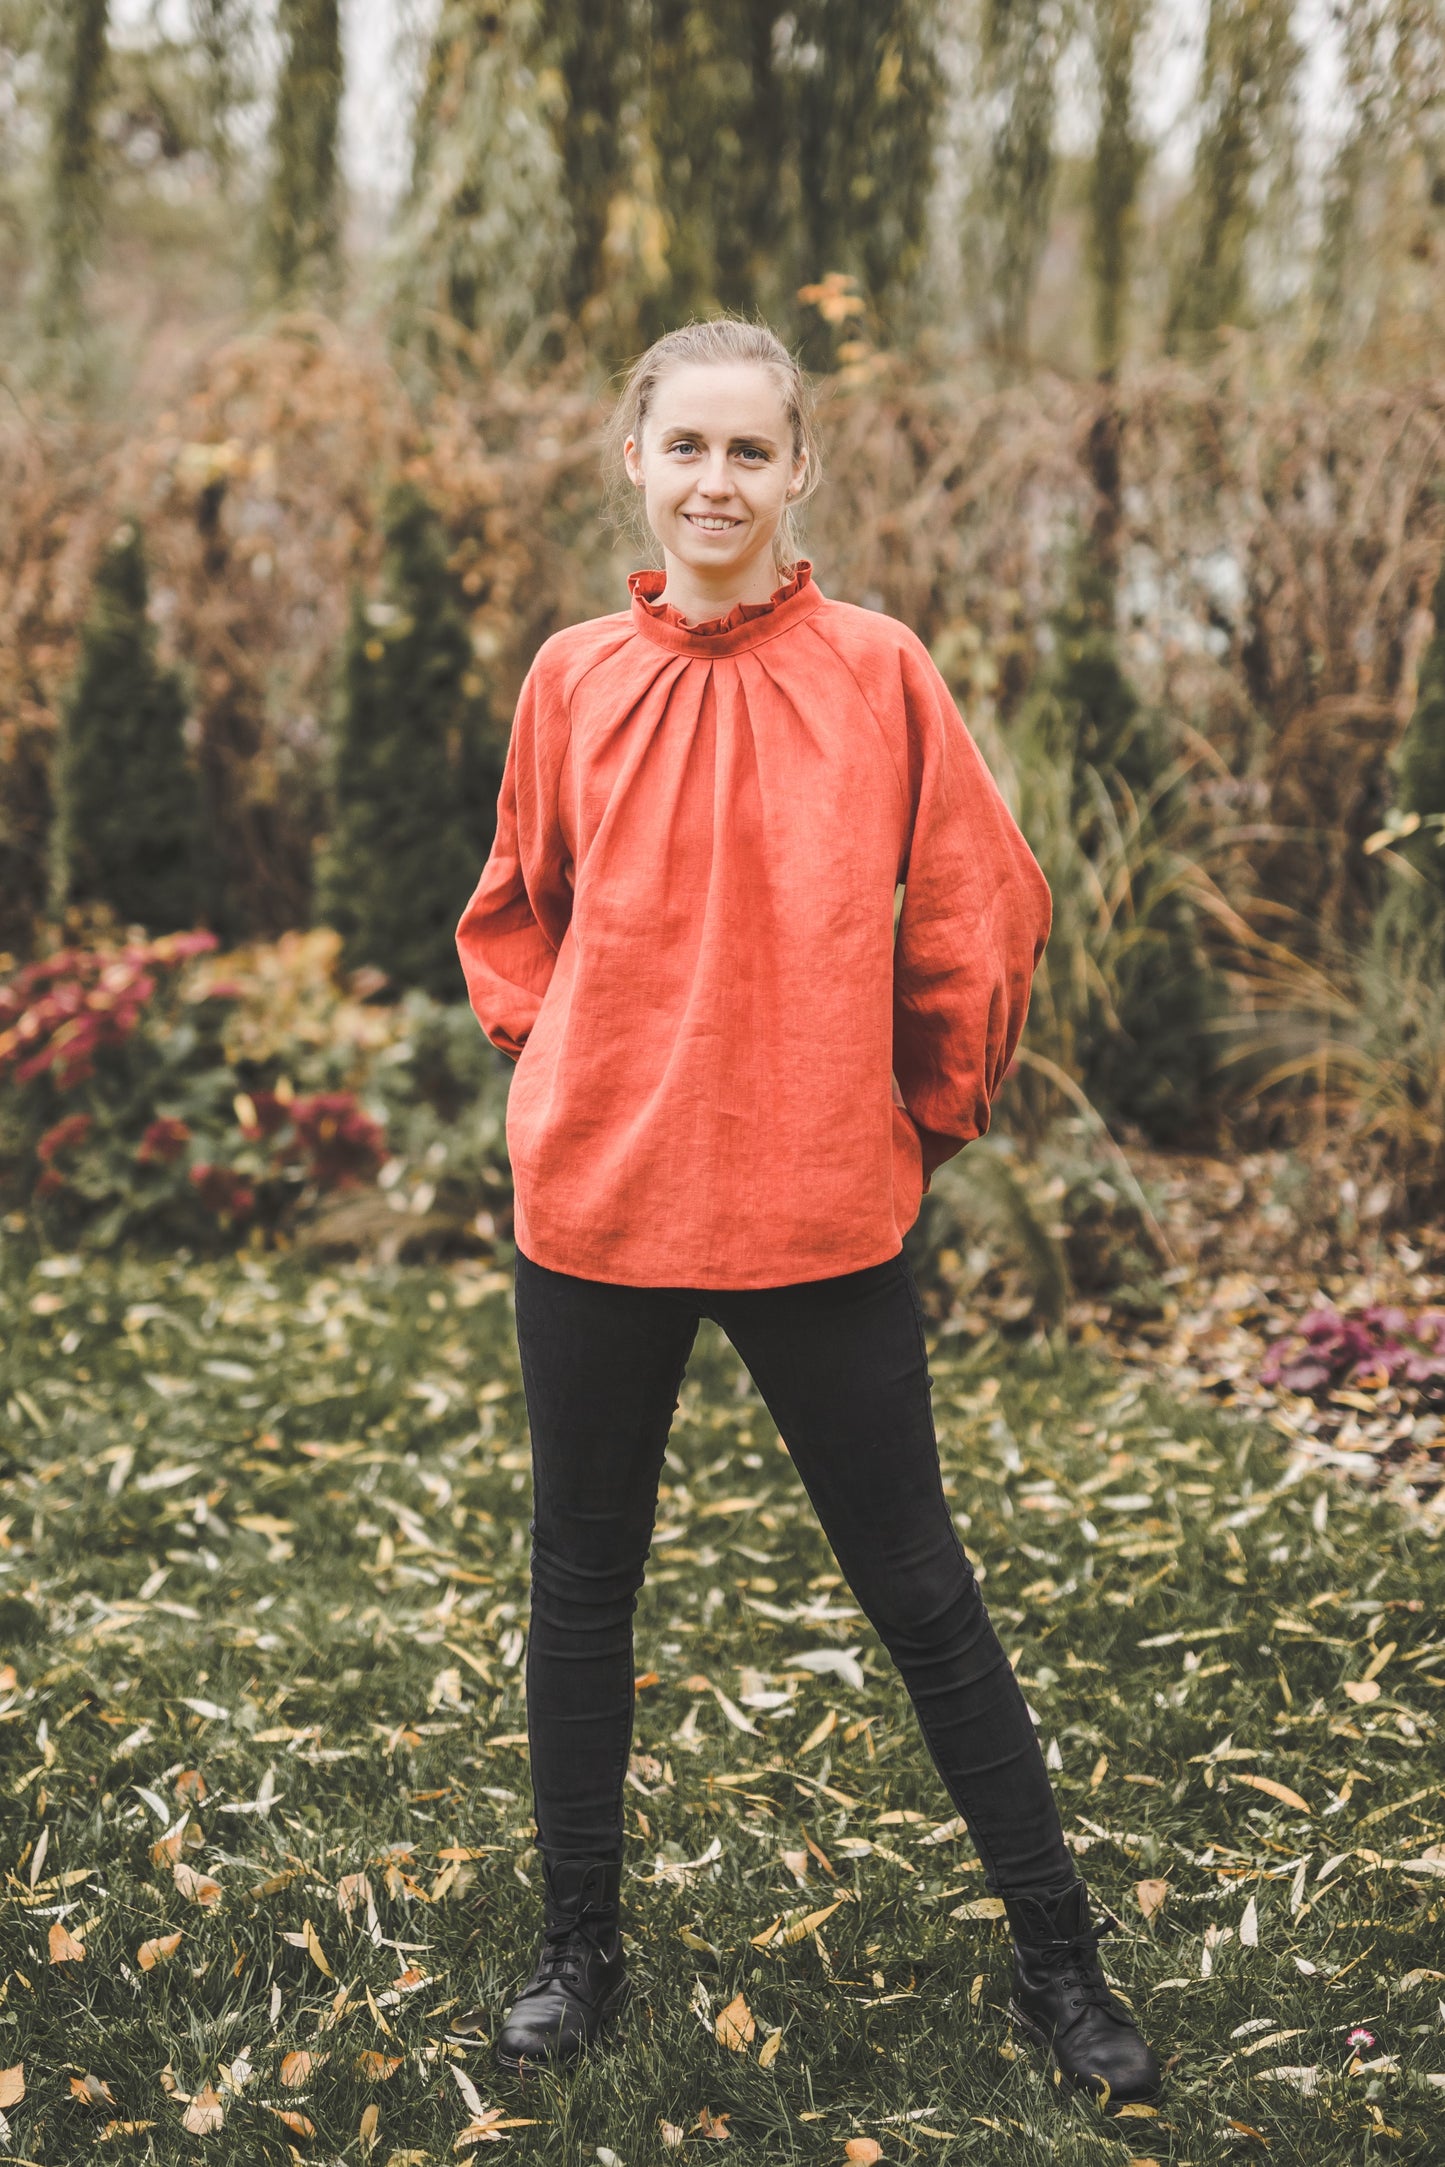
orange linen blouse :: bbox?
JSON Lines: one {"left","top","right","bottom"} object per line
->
{"left": 455, "top": 561, "right": 1052, "bottom": 1289}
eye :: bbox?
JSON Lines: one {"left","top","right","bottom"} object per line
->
{"left": 669, "top": 438, "right": 699, "bottom": 456}
{"left": 735, "top": 445, "right": 769, "bottom": 462}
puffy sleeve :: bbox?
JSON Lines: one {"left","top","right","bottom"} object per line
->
{"left": 455, "top": 655, "right": 573, "bottom": 1062}
{"left": 892, "top": 638, "right": 1052, "bottom": 1189}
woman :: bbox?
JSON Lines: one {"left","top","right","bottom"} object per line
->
{"left": 454, "top": 318, "right": 1161, "bottom": 2109}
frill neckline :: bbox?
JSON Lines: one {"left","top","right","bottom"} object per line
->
{"left": 626, "top": 560, "right": 824, "bottom": 656}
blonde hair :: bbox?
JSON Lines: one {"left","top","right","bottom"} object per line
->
{"left": 604, "top": 317, "right": 823, "bottom": 573}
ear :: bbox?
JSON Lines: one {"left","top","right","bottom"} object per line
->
{"left": 622, "top": 432, "right": 645, "bottom": 490}
{"left": 787, "top": 447, "right": 808, "bottom": 498}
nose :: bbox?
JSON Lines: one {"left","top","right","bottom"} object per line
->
{"left": 695, "top": 450, "right": 735, "bottom": 499}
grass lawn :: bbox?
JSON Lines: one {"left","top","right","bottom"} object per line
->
{"left": 1, "top": 1242, "right": 1443, "bottom": 2166}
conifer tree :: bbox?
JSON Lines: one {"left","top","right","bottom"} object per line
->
{"left": 260, "top": 0, "right": 343, "bottom": 300}
{"left": 317, "top": 484, "right": 499, "bottom": 1001}
{"left": 50, "top": 520, "right": 201, "bottom": 934}
{"left": 40, "top": 0, "right": 109, "bottom": 348}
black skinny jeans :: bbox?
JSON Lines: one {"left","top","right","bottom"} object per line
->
{"left": 513, "top": 1243, "right": 1077, "bottom": 1901}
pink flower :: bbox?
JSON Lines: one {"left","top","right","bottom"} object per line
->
{"left": 137, "top": 1118, "right": 191, "bottom": 1166}
{"left": 36, "top": 1112, "right": 94, "bottom": 1164}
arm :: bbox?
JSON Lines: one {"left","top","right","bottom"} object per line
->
{"left": 455, "top": 658, "right": 573, "bottom": 1062}
{"left": 893, "top": 641, "right": 1052, "bottom": 1189}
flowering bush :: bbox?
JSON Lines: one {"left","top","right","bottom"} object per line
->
{"left": 0, "top": 931, "right": 390, "bottom": 1249}
{"left": 1260, "top": 1304, "right": 1445, "bottom": 1401}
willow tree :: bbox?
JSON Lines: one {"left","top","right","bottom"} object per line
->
{"left": 391, "top": 0, "right": 571, "bottom": 364}
{"left": 793, "top": 0, "right": 943, "bottom": 346}
{"left": 1087, "top": 0, "right": 1148, "bottom": 376}
{"left": 971, "top": 0, "right": 1069, "bottom": 363}
{"left": 1164, "top": 0, "right": 1300, "bottom": 353}
{"left": 39, "top": 0, "right": 109, "bottom": 348}
{"left": 260, "top": 0, "right": 343, "bottom": 300}
{"left": 644, "top": 0, "right": 799, "bottom": 335}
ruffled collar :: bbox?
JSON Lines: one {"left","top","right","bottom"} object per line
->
{"left": 627, "top": 560, "right": 813, "bottom": 637}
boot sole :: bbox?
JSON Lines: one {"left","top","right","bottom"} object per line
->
{"left": 495, "top": 1972, "right": 632, "bottom": 2076}
{"left": 1008, "top": 1998, "right": 1163, "bottom": 2112}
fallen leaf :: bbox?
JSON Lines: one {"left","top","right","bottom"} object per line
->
{"left": 173, "top": 1861, "right": 221, "bottom": 1907}
{"left": 149, "top": 1817, "right": 189, "bottom": 1867}
{"left": 1090, "top": 1754, "right": 1108, "bottom": 1790}
{"left": 845, "top": 2143, "right": 883, "bottom": 2163}
{"left": 99, "top": 2121, "right": 156, "bottom": 2139}
{"left": 70, "top": 2073, "right": 117, "bottom": 2106}
{"left": 337, "top": 1871, "right": 374, "bottom": 1917}
{"left": 357, "top": 2052, "right": 403, "bottom": 2082}
{"left": 694, "top": 2107, "right": 731, "bottom": 2140}
{"left": 758, "top": 2027, "right": 782, "bottom": 2068}
{"left": 270, "top": 2106, "right": 317, "bottom": 2136}
{"left": 0, "top": 2069, "right": 23, "bottom": 2110}
{"left": 280, "top": 1917, "right": 334, "bottom": 1976}
{"left": 455, "top": 2109, "right": 537, "bottom": 2149}
{"left": 1135, "top": 1878, "right": 1168, "bottom": 1921}
{"left": 1239, "top": 1895, "right": 1260, "bottom": 1947}
{"left": 48, "top": 1920, "right": 84, "bottom": 1964}
{"left": 950, "top": 1897, "right": 1006, "bottom": 1921}
{"left": 714, "top": 1993, "right": 755, "bottom": 2051}
{"left": 181, "top": 2084, "right": 224, "bottom": 2135}
{"left": 778, "top": 1898, "right": 848, "bottom": 1945}
{"left": 359, "top": 2101, "right": 380, "bottom": 2149}
{"left": 799, "top": 1708, "right": 837, "bottom": 1754}
{"left": 1231, "top": 1773, "right": 1312, "bottom": 1814}
{"left": 137, "top": 1931, "right": 183, "bottom": 1970}
{"left": 281, "top": 2049, "right": 322, "bottom": 2086}
{"left": 660, "top": 2122, "right": 687, "bottom": 2148}
{"left": 1114, "top": 2102, "right": 1159, "bottom": 2118}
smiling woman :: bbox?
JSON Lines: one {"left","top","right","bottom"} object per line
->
{"left": 452, "top": 315, "right": 1159, "bottom": 2110}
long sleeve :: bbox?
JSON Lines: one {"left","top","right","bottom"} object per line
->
{"left": 892, "top": 642, "right": 1052, "bottom": 1188}
{"left": 455, "top": 656, "right": 574, "bottom": 1062}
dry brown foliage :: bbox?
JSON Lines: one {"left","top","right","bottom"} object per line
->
{"left": 2, "top": 331, "right": 1442, "bottom": 957}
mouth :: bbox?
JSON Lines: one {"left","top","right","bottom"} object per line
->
{"left": 683, "top": 514, "right": 742, "bottom": 533}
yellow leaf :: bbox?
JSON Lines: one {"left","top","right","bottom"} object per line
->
{"left": 304, "top": 1917, "right": 334, "bottom": 1976}
{"left": 799, "top": 1708, "right": 837, "bottom": 1754}
{"left": 48, "top": 1920, "right": 85, "bottom": 1964}
{"left": 1344, "top": 1679, "right": 1382, "bottom": 1705}
{"left": 1114, "top": 2103, "right": 1159, "bottom": 2118}
{"left": 150, "top": 1817, "right": 189, "bottom": 1868}
{"left": 714, "top": 1992, "right": 755, "bottom": 2051}
{"left": 357, "top": 2051, "right": 403, "bottom": 2082}
{"left": 181, "top": 2084, "right": 224, "bottom": 2135}
{"left": 845, "top": 2143, "right": 883, "bottom": 2163}
{"left": 778, "top": 1898, "right": 847, "bottom": 1945}
{"left": 70, "top": 2073, "right": 117, "bottom": 2106}
{"left": 359, "top": 2101, "right": 380, "bottom": 2149}
{"left": 269, "top": 2106, "right": 316, "bottom": 2136}
{"left": 1135, "top": 1878, "right": 1168, "bottom": 1921}
{"left": 281, "top": 2050, "right": 322, "bottom": 2086}
{"left": 0, "top": 2066, "right": 24, "bottom": 2109}
{"left": 1090, "top": 1754, "right": 1108, "bottom": 1790}
{"left": 758, "top": 2027, "right": 782, "bottom": 2068}
{"left": 173, "top": 1861, "right": 222, "bottom": 1906}
{"left": 137, "top": 1931, "right": 183, "bottom": 1970}
{"left": 950, "top": 1897, "right": 1006, "bottom": 1921}
{"left": 1231, "top": 1772, "right": 1313, "bottom": 1814}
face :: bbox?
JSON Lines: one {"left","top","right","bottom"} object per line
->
{"left": 623, "top": 361, "right": 807, "bottom": 587}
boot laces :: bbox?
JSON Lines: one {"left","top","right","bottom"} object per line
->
{"left": 1036, "top": 1923, "right": 1123, "bottom": 2019}
{"left": 536, "top": 1902, "right": 613, "bottom": 1992}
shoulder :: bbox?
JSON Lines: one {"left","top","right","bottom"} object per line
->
{"left": 809, "top": 594, "right": 935, "bottom": 672}
{"left": 526, "top": 610, "right": 636, "bottom": 702}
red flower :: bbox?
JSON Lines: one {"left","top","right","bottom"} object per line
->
{"left": 36, "top": 1112, "right": 94, "bottom": 1164}
{"left": 138, "top": 1118, "right": 191, "bottom": 1166}
{"left": 288, "top": 1092, "right": 387, "bottom": 1190}
{"left": 189, "top": 1162, "right": 256, "bottom": 1220}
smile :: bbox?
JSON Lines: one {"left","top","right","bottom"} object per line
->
{"left": 684, "top": 515, "right": 742, "bottom": 531}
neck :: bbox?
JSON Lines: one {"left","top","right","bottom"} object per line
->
{"left": 657, "top": 546, "right": 787, "bottom": 623}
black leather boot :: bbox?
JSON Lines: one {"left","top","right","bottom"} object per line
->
{"left": 493, "top": 1856, "right": 630, "bottom": 2075}
{"left": 1004, "top": 1880, "right": 1162, "bottom": 2108}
